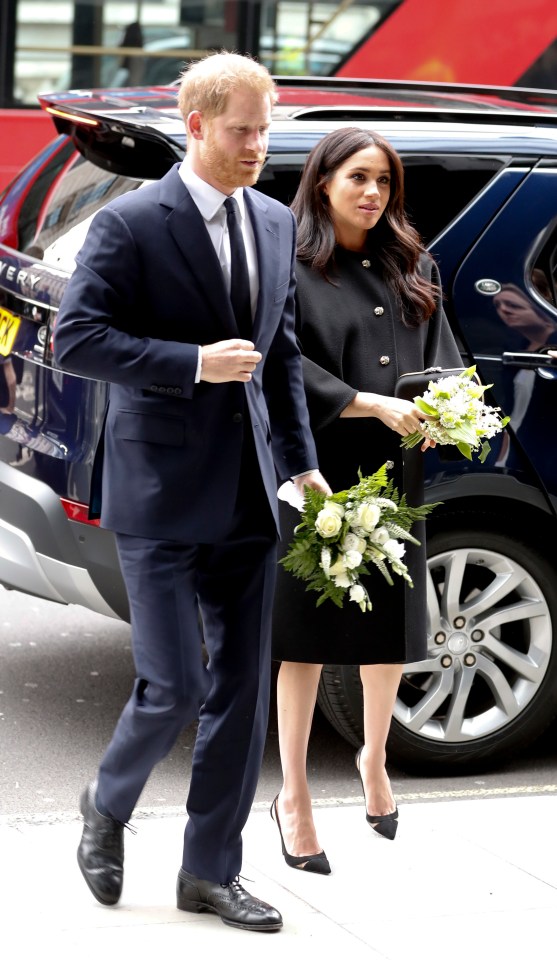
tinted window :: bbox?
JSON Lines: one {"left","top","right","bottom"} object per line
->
{"left": 17, "top": 139, "right": 75, "bottom": 253}
{"left": 257, "top": 153, "right": 505, "bottom": 246}
{"left": 401, "top": 155, "right": 505, "bottom": 245}
{"left": 532, "top": 225, "right": 557, "bottom": 307}
{"left": 34, "top": 156, "right": 144, "bottom": 271}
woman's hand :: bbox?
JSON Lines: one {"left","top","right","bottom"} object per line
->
{"left": 340, "top": 392, "right": 436, "bottom": 451}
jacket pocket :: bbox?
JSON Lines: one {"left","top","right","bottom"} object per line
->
{"left": 112, "top": 410, "right": 185, "bottom": 446}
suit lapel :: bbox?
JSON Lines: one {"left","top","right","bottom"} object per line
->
{"left": 160, "top": 167, "right": 238, "bottom": 338}
{"left": 245, "top": 189, "right": 280, "bottom": 339}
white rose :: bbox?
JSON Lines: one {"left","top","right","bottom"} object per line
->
{"left": 353, "top": 502, "right": 381, "bottom": 533}
{"left": 333, "top": 572, "right": 351, "bottom": 588}
{"left": 349, "top": 584, "right": 366, "bottom": 604}
{"left": 315, "top": 506, "right": 343, "bottom": 538}
{"left": 369, "top": 526, "right": 390, "bottom": 545}
{"left": 383, "top": 538, "right": 406, "bottom": 561}
{"left": 325, "top": 501, "right": 345, "bottom": 518}
{"left": 344, "top": 549, "right": 363, "bottom": 570}
{"left": 342, "top": 532, "right": 367, "bottom": 554}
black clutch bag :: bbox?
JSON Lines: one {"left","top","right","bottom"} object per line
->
{"left": 394, "top": 367, "right": 466, "bottom": 402}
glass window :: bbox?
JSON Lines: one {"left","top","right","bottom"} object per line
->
{"left": 532, "top": 228, "right": 557, "bottom": 307}
{"left": 16, "top": 138, "right": 75, "bottom": 252}
{"left": 259, "top": 1, "right": 399, "bottom": 76}
{"left": 401, "top": 155, "right": 505, "bottom": 245}
{"left": 13, "top": 1, "right": 238, "bottom": 106}
{"left": 257, "top": 152, "right": 505, "bottom": 244}
{"left": 11, "top": 1, "right": 403, "bottom": 105}
{"left": 31, "top": 154, "right": 143, "bottom": 269}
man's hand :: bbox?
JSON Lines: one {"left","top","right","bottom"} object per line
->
{"left": 200, "top": 339, "right": 262, "bottom": 383}
{"left": 292, "top": 469, "right": 332, "bottom": 498}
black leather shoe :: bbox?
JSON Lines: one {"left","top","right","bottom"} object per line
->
{"left": 176, "top": 868, "right": 283, "bottom": 932}
{"left": 77, "top": 782, "right": 124, "bottom": 905}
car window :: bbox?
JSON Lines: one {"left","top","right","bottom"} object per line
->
{"left": 256, "top": 153, "right": 505, "bottom": 246}
{"left": 24, "top": 148, "right": 507, "bottom": 270}
{"left": 401, "top": 155, "right": 506, "bottom": 245}
{"left": 532, "top": 226, "right": 557, "bottom": 307}
{"left": 16, "top": 139, "right": 76, "bottom": 254}
{"left": 33, "top": 155, "right": 144, "bottom": 270}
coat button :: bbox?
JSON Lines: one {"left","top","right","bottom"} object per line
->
{"left": 361, "top": 259, "right": 371, "bottom": 268}
{"left": 379, "top": 355, "right": 390, "bottom": 366}
{"left": 232, "top": 412, "right": 243, "bottom": 423}
{"left": 374, "top": 306, "right": 384, "bottom": 316}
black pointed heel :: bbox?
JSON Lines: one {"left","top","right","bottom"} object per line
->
{"left": 270, "top": 795, "right": 331, "bottom": 875}
{"left": 355, "top": 747, "right": 399, "bottom": 840}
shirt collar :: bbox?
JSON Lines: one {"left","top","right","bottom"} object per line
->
{"left": 179, "top": 161, "right": 246, "bottom": 224}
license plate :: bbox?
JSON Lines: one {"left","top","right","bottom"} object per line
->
{"left": 0, "top": 307, "right": 21, "bottom": 357}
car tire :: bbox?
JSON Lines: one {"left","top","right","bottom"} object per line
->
{"left": 317, "top": 518, "right": 557, "bottom": 772}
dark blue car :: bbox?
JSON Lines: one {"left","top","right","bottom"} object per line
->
{"left": 1, "top": 77, "right": 557, "bottom": 771}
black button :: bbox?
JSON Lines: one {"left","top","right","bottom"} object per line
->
{"left": 232, "top": 413, "right": 243, "bottom": 423}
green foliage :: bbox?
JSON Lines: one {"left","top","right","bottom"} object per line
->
{"left": 280, "top": 463, "right": 439, "bottom": 613}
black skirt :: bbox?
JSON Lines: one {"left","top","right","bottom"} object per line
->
{"left": 272, "top": 418, "right": 428, "bottom": 665}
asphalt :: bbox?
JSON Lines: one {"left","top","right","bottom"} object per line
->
{"left": 3, "top": 793, "right": 557, "bottom": 960}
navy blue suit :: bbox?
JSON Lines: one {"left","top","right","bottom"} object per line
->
{"left": 54, "top": 164, "right": 318, "bottom": 882}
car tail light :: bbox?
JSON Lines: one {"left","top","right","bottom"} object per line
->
{"left": 60, "top": 498, "right": 100, "bottom": 526}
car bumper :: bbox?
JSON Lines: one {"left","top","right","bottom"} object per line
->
{"left": 0, "top": 461, "right": 127, "bottom": 619}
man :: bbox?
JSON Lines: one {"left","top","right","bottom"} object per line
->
{"left": 54, "top": 52, "right": 330, "bottom": 933}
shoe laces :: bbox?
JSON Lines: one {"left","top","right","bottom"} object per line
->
{"left": 111, "top": 819, "right": 137, "bottom": 835}
{"left": 221, "top": 873, "right": 252, "bottom": 890}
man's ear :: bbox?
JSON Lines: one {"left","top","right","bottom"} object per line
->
{"left": 187, "top": 110, "right": 203, "bottom": 140}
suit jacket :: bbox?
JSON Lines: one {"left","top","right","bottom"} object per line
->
{"left": 53, "top": 164, "right": 318, "bottom": 541}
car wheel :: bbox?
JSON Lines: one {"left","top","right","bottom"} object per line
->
{"left": 317, "top": 521, "right": 557, "bottom": 771}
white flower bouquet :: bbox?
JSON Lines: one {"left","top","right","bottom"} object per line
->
{"left": 280, "top": 463, "right": 437, "bottom": 613}
{"left": 401, "top": 365, "right": 510, "bottom": 462}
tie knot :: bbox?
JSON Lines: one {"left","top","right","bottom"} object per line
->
{"left": 224, "top": 196, "right": 239, "bottom": 220}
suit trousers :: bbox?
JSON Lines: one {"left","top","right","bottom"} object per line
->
{"left": 95, "top": 434, "right": 277, "bottom": 883}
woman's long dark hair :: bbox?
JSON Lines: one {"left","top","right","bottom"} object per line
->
{"left": 291, "top": 127, "right": 438, "bottom": 326}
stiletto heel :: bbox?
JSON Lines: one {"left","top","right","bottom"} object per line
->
{"left": 270, "top": 795, "right": 331, "bottom": 874}
{"left": 355, "top": 747, "right": 399, "bottom": 840}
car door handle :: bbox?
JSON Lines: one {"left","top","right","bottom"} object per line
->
{"left": 502, "top": 351, "right": 557, "bottom": 369}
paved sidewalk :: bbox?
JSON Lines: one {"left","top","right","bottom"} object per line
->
{"left": 3, "top": 794, "right": 557, "bottom": 960}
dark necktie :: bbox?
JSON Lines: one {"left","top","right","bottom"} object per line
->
{"left": 224, "top": 196, "right": 252, "bottom": 339}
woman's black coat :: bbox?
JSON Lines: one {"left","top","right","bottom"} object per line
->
{"left": 272, "top": 248, "right": 461, "bottom": 665}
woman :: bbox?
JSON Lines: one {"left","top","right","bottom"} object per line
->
{"left": 493, "top": 282, "right": 557, "bottom": 350}
{"left": 271, "top": 128, "right": 461, "bottom": 874}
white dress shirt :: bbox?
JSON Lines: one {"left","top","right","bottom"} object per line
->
{"left": 178, "top": 162, "right": 316, "bottom": 486}
{"left": 178, "top": 162, "right": 259, "bottom": 380}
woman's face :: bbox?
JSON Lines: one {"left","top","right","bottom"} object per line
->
{"left": 323, "top": 145, "right": 391, "bottom": 249}
{"left": 493, "top": 288, "right": 554, "bottom": 343}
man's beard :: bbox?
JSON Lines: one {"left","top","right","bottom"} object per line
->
{"left": 201, "top": 135, "right": 264, "bottom": 190}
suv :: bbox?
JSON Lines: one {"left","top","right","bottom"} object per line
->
{"left": 2, "top": 77, "right": 557, "bottom": 772}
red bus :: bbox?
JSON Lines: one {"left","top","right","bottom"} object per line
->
{"left": 1, "top": 0, "right": 557, "bottom": 192}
